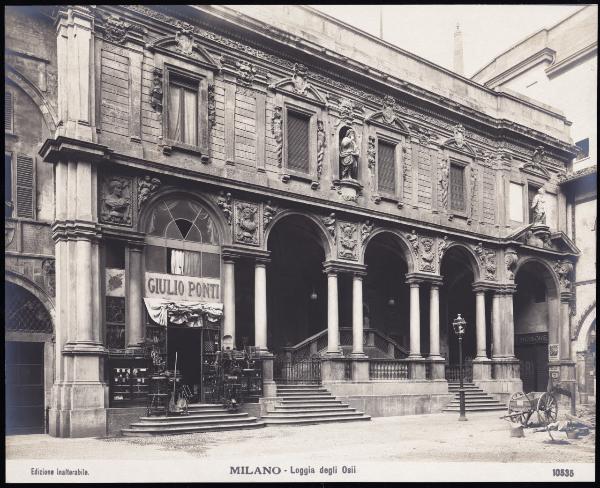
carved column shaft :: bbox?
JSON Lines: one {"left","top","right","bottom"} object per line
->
{"left": 491, "top": 293, "right": 502, "bottom": 358}
{"left": 429, "top": 284, "right": 441, "bottom": 358}
{"left": 254, "top": 259, "right": 268, "bottom": 351}
{"left": 127, "top": 245, "right": 145, "bottom": 348}
{"left": 223, "top": 258, "right": 236, "bottom": 345}
{"left": 475, "top": 290, "right": 487, "bottom": 359}
{"left": 326, "top": 270, "right": 340, "bottom": 355}
{"left": 352, "top": 273, "right": 365, "bottom": 356}
{"left": 408, "top": 281, "right": 421, "bottom": 358}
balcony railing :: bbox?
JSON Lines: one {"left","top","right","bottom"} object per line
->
{"left": 369, "top": 359, "right": 409, "bottom": 380}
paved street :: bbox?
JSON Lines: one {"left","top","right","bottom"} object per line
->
{"left": 6, "top": 411, "right": 595, "bottom": 463}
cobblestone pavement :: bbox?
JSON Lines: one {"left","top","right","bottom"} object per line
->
{"left": 6, "top": 411, "right": 595, "bottom": 463}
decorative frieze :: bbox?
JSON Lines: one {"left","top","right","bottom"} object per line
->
{"left": 137, "top": 175, "right": 161, "bottom": 208}
{"left": 361, "top": 219, "right": 373, "bottom": 243}
{"left": 419, "top": 237, "right": 435, "bottom": 272}
{"left": 100, "top": 176, "right": 132, "bottom": 226}
{"left": 234, "top": 201, "right": 260, "bottom": 246}
{"left": 338, "top": 222, "right": 358, "bottom": 261}
{"left": 474, "top": 243, "right": 497, "bottom": 281}
{"left": 504, "top": 248, "right": 518, "bottom": 280}
{"left": 150, "top": 68, "right": 163, "bottom": 112}
{"left": 263, "top": 200, "right": 278, "bottom": 227}
{"left": 271, "top": 106, "right": 283, "bottom": 168}
{"left": 216, "top": 191, "right": 233, "bottom": 225}
{"left": 316, "top": 120, "right": 326, "bottom": 181}
{"left": 42, "top": 258, "right": 56, "bottom": 296}
{"left": 554, "top": 260, "right": 574, "bottom": 292}
{"left": 322, "top": 212, "right": 336, "bottom": 238}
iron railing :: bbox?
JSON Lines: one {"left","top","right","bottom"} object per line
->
{"left": 445, "top": 361, "right": 473, "bottom": 383}
{"left": 274, "top": 356, "right": 321, "bottom": 384}
{"left": 369, "top": 359, "right": 409, "bottom": 380}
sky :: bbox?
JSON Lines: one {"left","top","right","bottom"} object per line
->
{"left": 310, "top": 4, "right": 583, "bottom": 78}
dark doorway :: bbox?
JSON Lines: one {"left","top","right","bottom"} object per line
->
{"left": 364, "top": 233, "right": 409, "bottom": 350}
{"left": 440, "top": 247, "right": 477, "bottom": 363}
{"left": 6, "top": 341, "right": 45, "bottom": 435}
{"left": 267, "top": 216, "right": 326, "bottom": 353}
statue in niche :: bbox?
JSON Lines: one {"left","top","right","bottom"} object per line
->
{"left": 102, "top": 177, "right": 131, "bottom": 225}
{"left": 339, "top": 127, "right": 359, "bottom": 180}
{"left": 531, "top": 187, "right": 547, "bottom": 225}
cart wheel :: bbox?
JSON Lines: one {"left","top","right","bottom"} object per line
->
{"left": 537, "top": 392, "right": 558, "bottom": 426}
{"left": 507, "top": 391, "right": 528, "bottom": 426}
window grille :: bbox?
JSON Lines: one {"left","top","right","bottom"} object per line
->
{"left": 377, "top": 140, "right": 396, "bottom": 194}
{"left": 5, "top": 283, "right": 53, "bottom": 333}
{"left": 16, "top": 154, "right": 34, "bottom": 218}
{"left": 286, "top": 111, "right": 310, "bottom": 173}
{"left": 449, "top": 164, "right": 465, "bottom": 212}
{"left": 106, "top": 296, "right": 126, "bottom": 349}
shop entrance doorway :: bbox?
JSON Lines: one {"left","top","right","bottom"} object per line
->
{"left": 166, "top": 325, "right": 220, "bottom": 403}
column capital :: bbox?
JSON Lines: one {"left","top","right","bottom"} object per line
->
{"left": 221, "top": 245, "right": 270, "bottom": 262}
{"left": 560, "top": 291, "right": 573, "bottom": 303}
{"left": 52, "top": 220, "right": 102, "bottom": 243}
{"left": 323, "top": 260, "right": 367, "bottom": 276}
{"left": 255, "top": 256, "right": 271, "bottom": 266}
{"left": 39, "top": 136, "right": 113, "bottom": 165}
{"left": 405, "top": 272, "right": 442, "bottom": 286}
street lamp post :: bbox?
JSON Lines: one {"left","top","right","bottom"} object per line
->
{"left": 452, "top": 314, "right": 468, "bottom": 422}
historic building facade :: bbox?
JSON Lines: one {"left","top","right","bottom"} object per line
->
{"left": 473, "top": 4, "right": 597, "bottom": 404}
{"left": 5, "top": 5, "right": 582, "bottom": 437}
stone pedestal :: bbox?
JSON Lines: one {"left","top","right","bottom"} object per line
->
{"left": 321, "top": 357, "right": 347, "bottom": 382}
{"left": 492, "top": 357, "right": 520, "bottom": 380}
{"left": 409, "top": 358, "right": 426, "bottom": 380}
{"left": 351, "top": 357, "right": 369, "bottom": 381}
{"left": 472, "top": 358, "right": 493, "bottom": 380}
{"left": 260, "top": 353, "right": 276, "bottom": 398}
{"left": 428, "top": 357, "right": 446, "bottom": 380}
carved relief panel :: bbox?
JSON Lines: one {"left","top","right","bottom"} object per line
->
{"left": 100, "top": 175, "right": 133, "bottom": 226}
{"left": 338, "top": 221, "right": 358, "bottom": 261}
{"left": 233, "top": 201, "right": 260, "bottom": 246}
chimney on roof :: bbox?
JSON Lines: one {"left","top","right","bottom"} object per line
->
{"left": 453, "top": 23, "right": 464, "bottom": 76}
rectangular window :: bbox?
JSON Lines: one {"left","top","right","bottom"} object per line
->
{"left": 575, "top": 138, "right": 589, "bottom": 160}
{"left": 168, "top": 249, "right": 202, "bottom": 277}
{"left": 449, "top": 164, "right": 466, "bottom": 212}
{"left": 145, "top": 245, "right": 167, "bottom": 273}
{"left": 15, "top": 154, "right": 34, "bottom": 218}
{"left": 286, "top": 110, "right": 310, "bottom": 174}
{"left": 528, "top": 184, "right": 539, "bottom": 224}
{"left": 5, "top": 153, "right": 13, "bottom": 218}
{"left": 168, "top": 75, "right": 198, "bottom": 146}
{"left": 105, "top": 240, "right": 126, "bottom": 269}
{"left": 5, "top": 91, "right": 14, "bottom": 133}
{"left": 377, "top": 140, "right": 396, "bottom": 194}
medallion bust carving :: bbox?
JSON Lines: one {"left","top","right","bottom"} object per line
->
{"left": 101, "top": 176, "right": 132, "bottom": 226}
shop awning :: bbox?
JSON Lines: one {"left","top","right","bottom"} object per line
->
{"left": 143, "top": 298, "right": 223, "bottom": 327}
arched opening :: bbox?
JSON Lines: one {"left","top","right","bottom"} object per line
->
{"left": 364, "top": 232, "right": 410, "bottom": 355}
{"left": 5, "top": 281, "right": 53, "bottom": 434}
{"left": 440, "top": 246, "right": 480, "bottom": 364}
{"left": 141, "top": 196, "right": 223, "bottom": 399}
{"left": 582, "top": 320, "right": 596, "bottom": 401}
{"left": 514, "top": 260, "right": 558, "bottom": 392}
{"left": 266, "top": 215, "right": 327, "bottom": 353}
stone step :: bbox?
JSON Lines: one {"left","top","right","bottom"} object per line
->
{"left": 273, "top": 406, "right": 357, "bottom": 414}
{"left": 276, "top": 388, "right": 329, "bottom": 393}
{"left": 262, "top": 415, "right": 371, "bottom": 425}
{"left": 443, "top": 405, "right": 506, "bottom": 412}
{"left": 128, "top": 415, "right": 258, "bottom": 429}
{"left": 264, "top": 410, "right": 363, "bottom": 420}
{"left": 447, "top": 399, "right": 504, "bottom": 406}
{"left": 122, "top": 421, "right": 265, "bottom": 436}
{"left": 138, "top": 412, "right": 250, "bottom": 422}
{"left": 277, "top": 394, "right": 335, "bottom": 399}
{"left": 279, "top": 399, "right": 344, "bottom": 405}
{"left": 275, "top": 402, "right": 352, "bottom": 410}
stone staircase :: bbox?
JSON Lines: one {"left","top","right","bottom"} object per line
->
{"left": 121, "top": 403, "right": 265, "bottom": 436}
{"left": 442, "top": 382, "right": 506, "bottom": 412}
{"left": 261, "top": 384, "right": 371, "bottom": 425}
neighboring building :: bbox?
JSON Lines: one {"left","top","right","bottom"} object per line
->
{"left": 473, "top": 5, "right": 597, "bottom": 404}
{"left": 5, "top": 5, "right": 582, "bottom": 438}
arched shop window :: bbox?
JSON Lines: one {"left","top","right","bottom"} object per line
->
{"left": 145, "top": 198, "right": 221, "bottom": 278}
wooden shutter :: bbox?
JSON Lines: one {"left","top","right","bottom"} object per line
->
{"left": 5, "top": 91, "right": 14, "bottom": 133}
{"left": 377, "top": 140, "right": 396, "bottom": 194}
{"left": 286, "top": 111, "right": 310, "bottom": 173}
{"left": 449, "top": 164, "right": 465, "bottom": 212}
{"left": 5, "top": 153, "right": 13, "bottom": 218}
{"left": 16, "top": 154, "right": 34, "bottom": 218}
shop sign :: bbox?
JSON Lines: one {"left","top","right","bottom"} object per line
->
{"left": 548, "top": 365, "right": 560, "bottom": 379}
{"left": 515, "top": 332, "right": 548, "bottom": 346}
{"left": 145, "top": 272, "right": 220, "bottom": 302}
{"left": 548, "top": 343, "right": 559, "bottom": 360}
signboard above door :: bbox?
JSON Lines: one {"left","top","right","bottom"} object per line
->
{"left": 145, "top": 272, "right": 221, "bottom": 302}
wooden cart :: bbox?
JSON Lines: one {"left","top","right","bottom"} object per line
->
{"left": 501, "top": 390, "right": 558, "bottom": 427}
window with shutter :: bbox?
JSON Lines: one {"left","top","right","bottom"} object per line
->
{"left": 286, "top": 111, "right": 310, "bottom": 174}
{"left": 168, "top": 75, "right": 199, "bottom": 146}
{"left": 5, "top": 153, "right": 13, "bottom": 218}
{"left": 5, "top": 91, "right": 14, "bottom": 133}
{"left": 16, "top": 154, "right": 34, "bottom": 218}
{"left": 449, "top": 164, "right": 466, "bottom": 212}
{"left": 377, "top": 140, "right": 396, "bottom": 194}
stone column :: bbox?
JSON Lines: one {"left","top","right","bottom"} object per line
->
{"left": 222, "top": 256, "right": 236, "bottom": 345}
{"left": 559, "top": 293, "right": 572, "bottom": 361}
{"left": 326, "top": 268, "right": 341, "bottom": 355}
{"left": 254, "top": 257, "right": 269, "bottom": 352}
{"left": 474, "top": 288, "right": 487, "bottom": 359}
{"left": 126, "top": 243, "right": 145, "bottom": 349}
{"left": 491, "top": 292, "right": 502, "bottom": 358}
{"left": 503, "top": 287, "right": 516, "bottom": 358}
{"left": 351, "top": 272, "right": 366, "bottom": 357}
{"left": 407, "top": 279, "right": 421, "bottom": 358}
{"left": 428, "top": 282, "right": 442, "bottom": 358}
